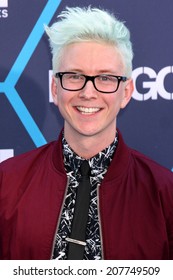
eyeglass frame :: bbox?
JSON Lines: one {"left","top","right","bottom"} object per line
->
{"left": 55, "top": 72, "right": 127, "bottom": 94}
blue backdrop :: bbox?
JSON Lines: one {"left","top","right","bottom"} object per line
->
{"left": 0, "top": 0, "right": 173, "bottom": 171}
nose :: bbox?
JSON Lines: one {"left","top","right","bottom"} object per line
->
{"left": 79, "top": 80, "right": 98, "bottom": 99}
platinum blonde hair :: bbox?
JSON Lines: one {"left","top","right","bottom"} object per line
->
{"left": 45, "top": 6, "right": 133, "bottom": 77}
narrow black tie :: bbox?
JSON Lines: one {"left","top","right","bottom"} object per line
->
{"left": 66, "top": 160, "right": 91, "bottom": 260}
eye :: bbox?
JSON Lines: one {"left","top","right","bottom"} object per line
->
{"left": 98, "top": 75, "right": 116, "bottom": 83}
{"left": 99, "top": 75, "right": 109, "bottom": 81}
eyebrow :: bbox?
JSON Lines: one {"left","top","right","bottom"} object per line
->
{"left": 63, "top": 68, "right": 120, "bottom": 75}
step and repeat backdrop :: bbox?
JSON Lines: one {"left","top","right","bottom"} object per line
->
{"left": 0, "top": 0, "right": 173, "bottom": 171}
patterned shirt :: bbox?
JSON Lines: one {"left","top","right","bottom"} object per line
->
{"left": 52, "top": 133, "right": 118, "bottom": 260}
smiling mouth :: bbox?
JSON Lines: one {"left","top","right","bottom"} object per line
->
{"left": 76, "top": 106, "right": 101, "bottom": 114}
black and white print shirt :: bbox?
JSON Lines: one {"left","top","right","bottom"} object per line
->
{"left": 52, "top": 133, "right": 118, "bottom": 260}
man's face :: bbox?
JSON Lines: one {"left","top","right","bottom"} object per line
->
{"left": 51, "top": 41, "right": 133, "bottom": 143}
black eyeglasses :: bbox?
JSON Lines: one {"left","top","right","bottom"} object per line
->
{"left": 55, "top": 72, "right": 127, "bottom": 94}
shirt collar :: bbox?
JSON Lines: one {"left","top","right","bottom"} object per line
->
{"left": 62, "top": 132, "right": 118, "bottom": 177}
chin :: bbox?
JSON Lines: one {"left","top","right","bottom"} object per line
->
{"left": 76, "top": 128, "right": 103, "bottom": 138}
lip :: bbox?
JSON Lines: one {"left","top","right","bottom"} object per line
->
{"left": 75, "top": 106, "right": 102, "bottom": 115}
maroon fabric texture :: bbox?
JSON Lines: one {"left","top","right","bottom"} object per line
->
{"left": 0, "top": 130, "right": 173, "bottom": 259}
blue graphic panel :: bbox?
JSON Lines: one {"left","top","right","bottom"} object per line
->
{"left": 0, "top": 0, "right": 62, "bottom": 147}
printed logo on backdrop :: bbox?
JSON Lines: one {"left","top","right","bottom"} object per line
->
{"left": 0, "top": 0, "right": 8, "bottom": 18}
{"left": 48, "top": 67, "right": 173, "bottom": 102}
{"left": 132, "top": 66, "right": 173, "bottom": 101}
{"left": 0, "top": 149, "right": 14, "bottom": 162}
{"left": 49, "top": 70, "right": 53, "bottom": 102}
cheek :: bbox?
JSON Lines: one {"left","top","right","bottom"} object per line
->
{"left": 56, "top": 92, "right": 69, "bottom": 109}
{"left": 105, "top": 95, "right": 122, "bottom": 110}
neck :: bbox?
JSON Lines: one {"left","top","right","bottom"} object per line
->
{"left": 64, "top": 126, "right": 117, "bottom": 159}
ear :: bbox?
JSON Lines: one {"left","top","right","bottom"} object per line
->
{"left": 51, "top": 76, "right": 59, "bottom": 106}
{"left": 120, "top": 78, "right": 134, "bottom": 109}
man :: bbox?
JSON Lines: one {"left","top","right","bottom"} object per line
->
{"left": 0, "top": 6, "right": 173, "bottom": 260}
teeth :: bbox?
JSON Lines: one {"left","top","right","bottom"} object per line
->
{"left": 77, "top": 106, "right": 100, "bottom": 114}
